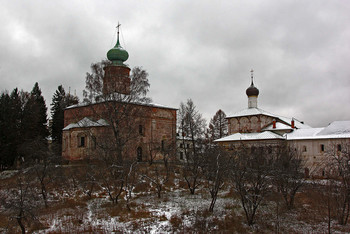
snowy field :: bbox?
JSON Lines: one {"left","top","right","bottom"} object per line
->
{"left": 1, "top": 167, "right": 349, "bottom": 233}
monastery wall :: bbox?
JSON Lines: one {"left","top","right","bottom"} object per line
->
{"left": 290, "top": 138, "right": 350, "bottom": 176}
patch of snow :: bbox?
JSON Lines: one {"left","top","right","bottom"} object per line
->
{"left": 215, "top": 131, "right": 285, "bottom": 142}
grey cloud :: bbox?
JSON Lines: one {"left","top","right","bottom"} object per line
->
{"left": 0, "top": 0, "right": 349, "bottom": 127}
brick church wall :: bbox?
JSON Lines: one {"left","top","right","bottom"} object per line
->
{"left": 62, "top": 102, "right": 176, "bottom": 161}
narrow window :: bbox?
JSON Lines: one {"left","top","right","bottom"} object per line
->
{"left": 78, "top": 136, "right": 85, "bottom": 147}
{"left": 180, "top": 152, "right": 184, "bottom": 160}
{"left": 180, "top": 143, "right": 183, "bottom": 148}
{"left": 187, "top": 143, "right": 190, "bottom": 149}
{"left": 161, "top": 140, "right": 165, "bottom": 151}
{"left": 320, "top": 144, "right": 325, "bottom": 152}
{"left": 139, "top": 125, "right": 143, "bottom": 136}
{"left": 137, "top": 147, "right": 142, "bottom": 162}
{"left": 337, "top": 144, "right": 342, "bottom": 152}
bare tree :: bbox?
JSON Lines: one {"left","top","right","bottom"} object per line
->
{"left": 272, "top": 142, "right": 305, "bottom": 210}
{"left": 231, "top": 143, "right": 273, "bottom": 226}
{"left": 124, "top": 160, "right": 139, "bottom": 211}
{"left": 202, "top": 146, "right": 230, "bottom": 212}
{"left": 83, "top": 145, "right": 126, "bottom": 204}
{"left": 100, "top": 162, "right": 125, "bottom": 204}
{"left": 147, "top": 139, "right": 161, "bottom": 165}
{"left": 326, "top": 141, "right": 350, "bottom": 225}
{"left": 18, "top": 137, "right": 58, "bottom": 208}
{"left": 3, "top": 171, "right": 40, "bottom": 234}
{"left": 142, "top": 145, "right": 173, "bottom": 198}
{"left": 317, "top": 179, "right": 339, "bottom": 234}
{"left": 178, "top": 99, "right": 206, "bottom": 195}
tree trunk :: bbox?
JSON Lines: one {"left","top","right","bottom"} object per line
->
{"left": 17, "top": 211, "right": 25, "bottom": 234}
{"left": 157, "top": 185, "right": 162, "bottom": 198}
{"left": 209, "top": 196, "right": 217, "bottom": 212}
{"left": 41, "top": 183, "right": 48, "bottom": 208}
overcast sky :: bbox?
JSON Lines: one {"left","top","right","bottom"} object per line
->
{"left": 1, "top": 0, "right": 349, "bottom": 127}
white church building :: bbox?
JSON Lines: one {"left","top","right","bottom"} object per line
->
{"left": 215, "top": 71, "right": 350, "bottom": 177}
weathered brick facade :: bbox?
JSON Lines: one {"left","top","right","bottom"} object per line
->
{"left": 103, "top": 65, "right": 131, "bottom": 95}
{"left": 62, "top": 102, "right": 177, "bottom": 161}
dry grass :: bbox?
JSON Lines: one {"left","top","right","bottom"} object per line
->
{"left": 1, "top": 166, "right": 350, "bottom": 233}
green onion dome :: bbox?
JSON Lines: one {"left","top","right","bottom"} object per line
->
{"left": 107, "top": 38, "right": 129, "bottom": 65}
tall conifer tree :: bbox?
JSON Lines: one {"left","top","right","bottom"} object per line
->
{"left": 22, "top": 82, "right": 49, "bottom": 141}
{"left": 0, "top": 89, "right": 25, "bottom": 167}
{"left": 50, "top": 85, "right": 78, "bottom": 151}
{"left": 207, "top": 109, "right": 228, "bottom": 142}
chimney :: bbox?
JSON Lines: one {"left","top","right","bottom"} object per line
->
{"left": 273, "top": 120, "right": 276, "bottom": 129}
{"left": 291, "top": 119, "right": 295, "bottom": 128}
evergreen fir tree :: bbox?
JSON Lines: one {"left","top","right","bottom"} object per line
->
{"left": 208, "top": 109, "right": 228, "bottom": 142}
{"left": 0, "top": 89, "right": 24, "bottom": 167}
{"left": 0, "top": 91, "right": 12, "bottom": 167}
{"left": 50, "top": 85, "right": 79, "bottom": 153}
{"left": 22, "top": 82, "right": 49, "bottom": 141}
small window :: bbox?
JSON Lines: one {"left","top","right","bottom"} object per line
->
{"left": 337, "top": 144, "right": 342, "bottom": 152}
{"left": 180, "top": 143, "right": 183, "bottom": 148}
{"left": 187, "top": 144, "right": 190, "bottom": 149}
{"left": 320, "top": 144, "right": 325, "bottom": 152}
{"left": 139, "top": 125, "right": 143, "bottom": 136}
{"left": 91, "top": 136, "right": 96, "bottom": 149}
{"left": 137, "top": 147, "right": 142, "bottom": 162}
{"left": 161, "top": 140, "right": 165, "bottom": 151}
{"left": 78, "top": 136, "right": 85, "bottom": 147}
{"left": 180, "top": 152, "right": 184, "bottom": 160}
{"left": 302, "top": 146, "right": 307, "bottom": 152}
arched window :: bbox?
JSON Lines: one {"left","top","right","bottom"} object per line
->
{"left": 161, "top": 140, "right": 165, "bottom": 151}
{"left": 137, "top": 147, "right": 142, "bottom": 162}
{"left": 139, "top": 125, "right": 144, "bottom": 136}
{"left": 337, "top": 144, "right": 342, "bottom": 152}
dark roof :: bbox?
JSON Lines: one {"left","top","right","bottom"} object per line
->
{"left": 246, "top": 82, "right": 259, "bottom": 96}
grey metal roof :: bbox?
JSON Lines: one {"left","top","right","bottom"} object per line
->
{"left": 63, "top": 117, "right": 109, "bottom": 130}
{"left": 286, "top": 121, "right": 350, "bottom": 140}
